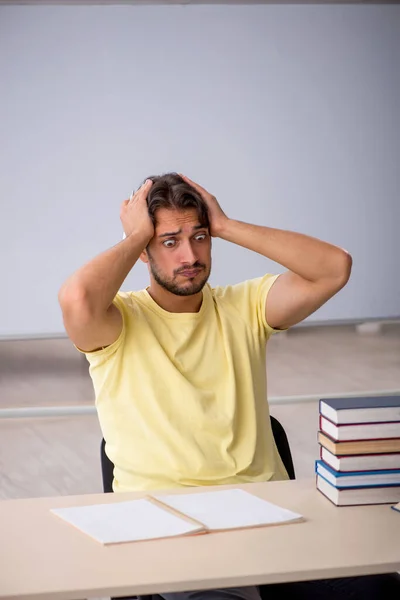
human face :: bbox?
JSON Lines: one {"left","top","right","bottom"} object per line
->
{"left": 144, "top": 208, "right": 211, "bottom": 297}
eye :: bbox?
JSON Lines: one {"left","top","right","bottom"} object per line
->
{"left": 163, "top": 239, "right": 176, "bottom": 248}
{"left": 195, "top": 233, "right": 207, "bottom": 242}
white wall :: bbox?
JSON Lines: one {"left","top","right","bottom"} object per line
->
{"left": 1, "top": 4, "right": 399, "bottom": 337}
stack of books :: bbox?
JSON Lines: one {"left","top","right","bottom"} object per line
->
{"left": 315, "top": 395, "right": 400, "bottom": 506}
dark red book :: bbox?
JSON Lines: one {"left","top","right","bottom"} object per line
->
{"left": 319, "top": 414, "right": 400, "bottom": 441}
{"left": 320, "top": 446, "right": 400, "bottom": 472}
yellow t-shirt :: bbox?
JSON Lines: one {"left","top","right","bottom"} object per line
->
{"left": 80, "top": 273, "right": 289, "bottom": 492}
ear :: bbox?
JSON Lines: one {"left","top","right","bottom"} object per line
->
{"left": 139, "top": 249, "right": 149, "bottom": 264}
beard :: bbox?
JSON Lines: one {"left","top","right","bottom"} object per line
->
{"left": 147, "top": 253, "right": 211, "bottom": 297}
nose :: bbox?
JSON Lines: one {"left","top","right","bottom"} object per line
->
{"left": 179, "top": 240, "right": 196, "bottom": 265}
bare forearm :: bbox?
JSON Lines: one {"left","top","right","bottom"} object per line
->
{"left": 218, "top": 219, "right": 351, "bottom": 283}
{"left": 59, "top": 232, "right": 149, "bottom": 314}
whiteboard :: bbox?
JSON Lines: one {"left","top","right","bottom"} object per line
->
{"left": 1, "top": 4, "right": 399, "bottom": 337}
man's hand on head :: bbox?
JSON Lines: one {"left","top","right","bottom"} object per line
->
{"left": 120, "top": 179, "right": 154, "bottom": 243}
{"left": 180, "top": 174, "right": 228, "bottom": 238}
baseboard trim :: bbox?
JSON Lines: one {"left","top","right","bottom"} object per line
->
{"left": 1, "top": 389, "right": 399, "bottom": 420}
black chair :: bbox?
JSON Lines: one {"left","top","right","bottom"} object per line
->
{"left": 100, "top": 416, "right": 295, "bottom": 600}
{"left": 269, "top": 415, "right": 296, "bottom": 481}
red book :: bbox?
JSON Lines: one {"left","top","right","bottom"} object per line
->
{"left": 320, "top": 446, "right": 400, "bottom": 472}
{"left": 319, "top": 415, "right": 400, "bottom": 441}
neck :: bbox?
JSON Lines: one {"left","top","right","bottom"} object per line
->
{"left": 147, "top": 283, "right": 203, "bottom": 313}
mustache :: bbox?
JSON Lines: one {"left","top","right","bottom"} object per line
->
{"left": 174, "top": 262, "right": 206, "bottom": 275}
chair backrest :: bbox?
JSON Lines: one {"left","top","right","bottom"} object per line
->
{"left": 100, "top": 415, "right": 295, "bottom": 494}
{"left": 270, "top": 415, "right": 296, "bottom": 480}
{"left": 100, "top": 437, "right": 114, "bottom": 493}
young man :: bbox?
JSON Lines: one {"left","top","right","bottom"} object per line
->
{"left": 59, "top": 172, "right": 351, "bottom": 489}
{"left": 59, "top": 173, "right": 398, "bottom": 599}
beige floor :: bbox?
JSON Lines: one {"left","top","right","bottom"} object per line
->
{"left": 0, "top": 324, "right": 399, "bottom": 501}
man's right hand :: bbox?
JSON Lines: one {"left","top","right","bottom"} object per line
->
{"left": 59, "top": 179, "right": 154, "bottom": 353}
{"left": 120, "top": 179, "right": 154, "bottom": 241}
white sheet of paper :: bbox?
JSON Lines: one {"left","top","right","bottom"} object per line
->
{"left": 51, "top": 498, "right": 202, "bottom": 545}
{"left": 156, "top": 489, "right": 303, "bottom": 531}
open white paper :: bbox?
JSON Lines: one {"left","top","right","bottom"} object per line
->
{"left": 51, "top": 498, "right": 202, "bottom": 544}
{"left": 156, "top": 488, "right": 303, "bottom": 531}
{"left": 51, "top": 488, "right": 303, "bottom": 545}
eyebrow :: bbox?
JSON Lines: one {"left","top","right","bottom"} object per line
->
{"left": 158, "top": 224, "right": 207, "bottom": 238}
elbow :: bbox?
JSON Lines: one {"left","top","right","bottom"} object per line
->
{"left": 58, "top": 284, "right": 91, "bottom": 316}
{"left": 342, "top": 250, "right": 353, "bottom": 283}
{"left": 334, "top": 250, "right": 353, "bottom": 290}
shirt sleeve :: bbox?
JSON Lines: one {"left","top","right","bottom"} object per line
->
{"left": 213, "top": 274, "right": 287, "bottom": 340}
{"left": 73, "top": 292, "right": 129, "bottom": 366}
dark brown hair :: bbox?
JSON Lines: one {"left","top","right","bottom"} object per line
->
{"left": 141, "top": 172, "right": 210, "bottom": 229}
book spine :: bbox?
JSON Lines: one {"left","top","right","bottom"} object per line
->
{"left": 145, "top": 496, "right": 206, "bottom": 531}
{"left": 317, "top": 471, "right": 400, "bottom": 491}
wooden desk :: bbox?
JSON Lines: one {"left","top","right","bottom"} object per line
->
{"left": 1, "top": 479, "right": 399, "bottom": 600}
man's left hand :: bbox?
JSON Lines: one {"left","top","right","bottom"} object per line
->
{"left": 180, "top": 174, "right": 228, "bottom": 237}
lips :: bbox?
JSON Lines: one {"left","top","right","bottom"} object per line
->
{"left": 179, "top": 269, "right": 201, "bottom": 277}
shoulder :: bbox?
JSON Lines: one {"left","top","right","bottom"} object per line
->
{"left": 211, "top": 274, "right": 281, "bottom": 304}
{"left": 209, "top": 274, "right": 283, "bottom": 337}
{"left": 113, "top": 289, "right": 148, "bottom": 314}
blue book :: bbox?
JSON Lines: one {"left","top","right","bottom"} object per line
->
{"left": 319, "top": 395, "right": 400, "bottom": 425}
{"left": 316, "top": 473, "right": 400, "bottom": 506}
{"left": 315, "top": 460, "right": 400, "bottom": 489}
